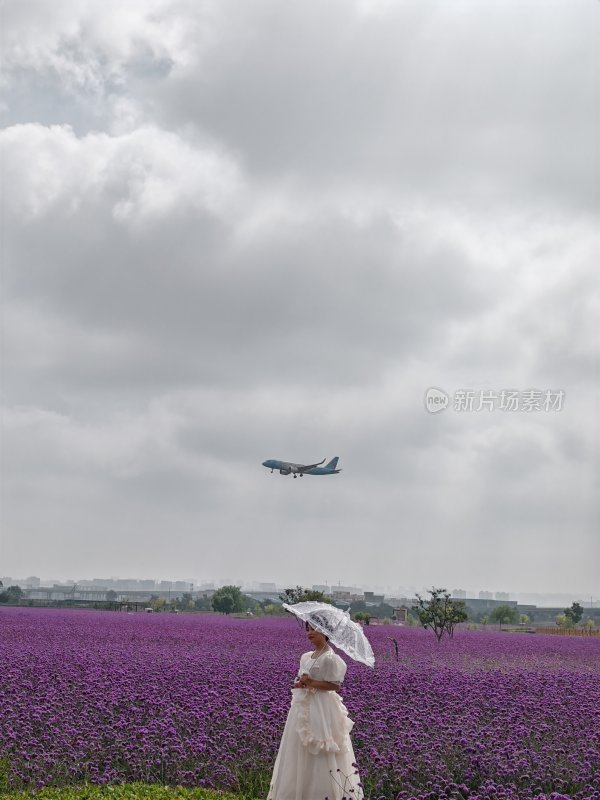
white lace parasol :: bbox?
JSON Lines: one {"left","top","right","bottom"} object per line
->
{"left": 283, "top": 601, "right": 375, "bottom": 668}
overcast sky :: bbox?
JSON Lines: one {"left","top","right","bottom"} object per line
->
{"left": 1, "top": 0, "right": 598, "bottom": 596}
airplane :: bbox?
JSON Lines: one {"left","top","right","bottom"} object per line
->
{"left": 262, "top": 457, "right": 342, "bottom": 477}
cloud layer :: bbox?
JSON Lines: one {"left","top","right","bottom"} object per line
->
{"left": 1, "top": 0, "right": 598, "bottom": 593}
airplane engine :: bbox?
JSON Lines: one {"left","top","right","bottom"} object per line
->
{"left": 279, "top": 467, "right": 291, "bottom": 475}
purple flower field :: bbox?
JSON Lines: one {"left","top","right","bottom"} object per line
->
{"left": 1, "top": 608, "right": 599, "bottom": 800}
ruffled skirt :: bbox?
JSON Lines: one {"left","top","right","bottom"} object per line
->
{"left": 267, "top": 688, "right": 363, "bottom": 800}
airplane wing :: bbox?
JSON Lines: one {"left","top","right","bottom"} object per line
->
{"left": 297, "top": 458, "right": 326, "bottom": 472}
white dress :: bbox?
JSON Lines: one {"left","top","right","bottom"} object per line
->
{"left": 267, "top": 649, "right": 363, "bottom": 800}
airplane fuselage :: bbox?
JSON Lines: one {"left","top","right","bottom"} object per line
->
{"left": 262, "top": 458, "right": 341, "bottom": 477}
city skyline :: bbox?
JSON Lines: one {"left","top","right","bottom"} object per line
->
{"left": 2, "top": 572, "right": 596, "bottom": 608}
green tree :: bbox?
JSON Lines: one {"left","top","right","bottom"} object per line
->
{"left": 519, "top": 614, "right": 530, "bottom": 625}
{"left": 555, "top": 613, "right": 569, "bottom": 628}
{"left": 489, "top": 605, "right": 516, "bottom": 628}
{"left": 584, "top": 618, "right": 595, "bottom": 631}
{"left": 150, "top": 595, "right": 166, "bottom": 612}
{"left": 211, "top": 585, "right": 246, "bottom": 615}
{"left": 369, "top": 602, "right": 395, "bottom": 620}
{"left": 564, "top": 602, "right": 583, "bottom": 626}
{"left": 279, "top": 586, "right": 334, "bottom": 605}
{"left": 353, "top": 611, "right": 371, "bottom": 625}
{"left": 175, "top": 592, "right": 194, "bottom": 611}
{"left": 261, "top": 602, "right": 284, "bottom": 615}
{"left": 193, "top": 595, "right": 212, "bottom": 612}
{"left": 412, "top": 587, "right": 468, "bottom": 642}
{"left": 0, "top": 585, "right": 23, "bottom": 604}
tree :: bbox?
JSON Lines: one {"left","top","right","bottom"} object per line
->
{"left": 174, "top": 592, "right": 195, "bottom": 611}
{"left": 555, "top": 613, "right": 569, "bottom": 628}
{"left": 489, "top": 605, "right": 516, "bottom": 628}
{"left": 584, "top": 618, "right": 595, "bottom": 632}
{"left": 149, "top": 595, "right": 166, "bottom": 612}
{"left": 279, "top": 586, "right": 334, "bottom": 605}
{"left": 193, "top": 595, "right": 212, "bottom": 612}
{"left": 368, "top": 602, "right": 395, "bottom": 620}
{"left": 106, "top": 590, "right": 117, "bottom": 601}
{"left": 0, "top": 586, "right": 23, "bottom": 604}
{"left": 260, "top": 602, "right": 284, "bottom": 615}
{"left": 211, "top": 585, "right": 246, "bottom": 615}
{"left": 353, "top": 611, "right": 370, "bottom": 625}
{"left": 564, "top": 602, "right": 583, "bottom": 626}
{"left": 412, "top": 587, "right": 468, "bottom": 642}
{"left": 519, "top": 614, "right": 530, "bottom": 625}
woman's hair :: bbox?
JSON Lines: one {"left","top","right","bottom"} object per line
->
{"left": 305, "top": 621, "right": 329, "bottom": 641}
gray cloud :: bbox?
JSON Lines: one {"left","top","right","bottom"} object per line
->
{"left": 1, "top": 0, "right": 598, "bottom": 594}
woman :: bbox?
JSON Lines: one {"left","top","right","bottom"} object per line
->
{"left": 267, "top": 621, "right": 363, "bottom": 800}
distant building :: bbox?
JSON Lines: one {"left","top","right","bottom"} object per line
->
{"left": 452, "top": 589, "right": 467, "bottom": 599}
{"left": 333, "top": 590, "right": 352, "bottom": 602}
{"left": 464, "top": 597, "right": 518, "bottom": 616}
{"left": 259, "top": 582, "right": 277, "bottom": 591}
{"left": 364, "top": 591, "right": 385, "bottom": 605}
{"left": 385, "top": 597, "right": 404, "bottom": 607}
{"left": 27, "top": 587, "right": 110, "bottom": 602}
{"left": 479, "top": 591, "right": 493, "bottom": 600}
{"left": 495, "top": 592, "right": 510, "bottom": 601}
{"left": 245, "top": 590, "right": 281, "bottom": 603}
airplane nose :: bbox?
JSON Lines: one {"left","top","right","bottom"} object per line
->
{"left": 262, "top": 461, "right": 268, "bottom": 467}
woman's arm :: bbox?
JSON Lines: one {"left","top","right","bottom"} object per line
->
{"left": 296, "top": 674, "right": 339, "bottom": 692}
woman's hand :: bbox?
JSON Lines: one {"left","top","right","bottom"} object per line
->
{"left": 294, "top": 673, "right": 338, "bottom": 691}
{"left": 295, "top": 673, "right": 312, "bottom": 688}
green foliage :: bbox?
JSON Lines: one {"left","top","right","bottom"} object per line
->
{"left": 172, "top": 593, "right": 193, "bottom": 611}
{"left": 489, "top": 605, "right": 517, "bottom": 627}
{"left": 149, "top": 596, "right": 166, "bottom": 612}
{"left": 0, "top": 586, "right": 23, "bottom": 604}
{"left": 259, "top": 602, "right": 284, "bottom": 615}
{"left": 1, "top": 784, "right": 240, "bottom": 800}
{"left": 193, "top": 595, "right": 212, "bottom": 612}
{"left": 211, "top": 585, "right": 246, "bottom": 615}
{"left": 412, "top": 587, "right": 468, "bottom": 642}
{"left": 555, "top": 613, "right": 569, "bottom": 628}
{"left": 519, "top": 614, "right": 530, "bottom": 625}
{"left": 564, "top": 602, "right": 583, "bottom": 626}
{"left": 0, "top": 756, "right": 10, "bottom": 792}
{"left": 278, "top": 586, "right": 333, "bottom": 605}
{"left": 584, "top": 618, "right": 595, "bottom": 630}
{"left": 353, "top": 611, "right": 370, "bottom": 624}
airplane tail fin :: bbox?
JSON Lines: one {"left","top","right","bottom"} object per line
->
{"left": 325, "top": 457, "right": 339, "bottom": 471}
